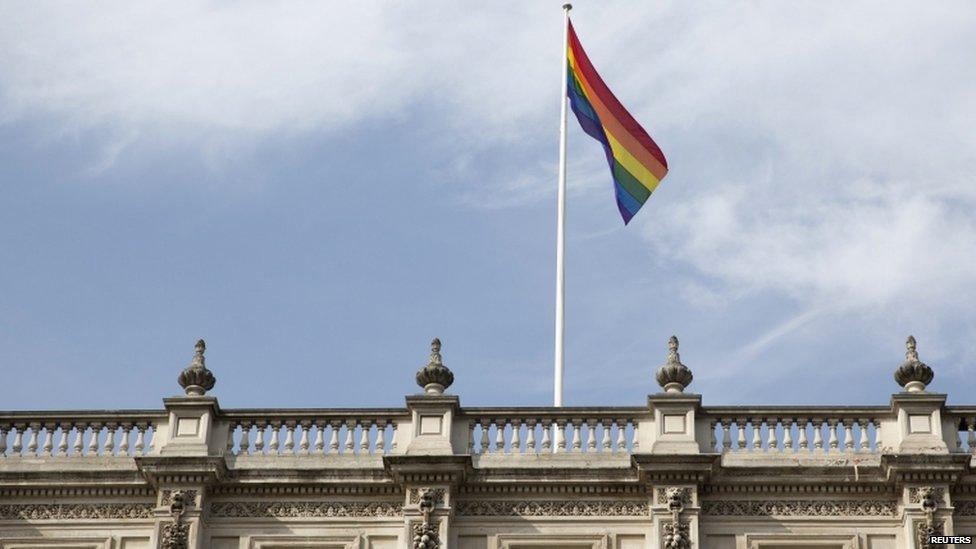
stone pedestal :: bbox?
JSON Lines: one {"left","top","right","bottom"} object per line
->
{"left": 891, "top": 393, "right": 949, "bottom": 454}
{"left": 647, "top": 393, "right": 703, "bottom": 454}
{"left": 404, "top": 395, "right": 462, "bottom": 456}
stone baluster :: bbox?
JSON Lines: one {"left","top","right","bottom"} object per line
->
{"left": 526, "top": 420, "right": 537, "bottom": 453}
{"left": 103, "top": 423, "right": 116, "bottom": 456}
{"left": 616, "top": 420, "right": 627, "bottom": 452}
{"left": 767, "top": 419, "right": 778, "bottom": 452}
{"left": 587, "top": 419, "right": 598, "bottom": 452}
{"left": 328, "top": 421, "right": 340, "bottom": 454}
{"left": 135, "top": 424, "right": 147, "bottom": 455}
{"left": 119, "top": 424, "right": 132, "bottom": 456}
{"left": 813, "top": 420, "right": 824, "bottom": 452}
{"left": 268, "top": 422, "right": 281, "bottom": 454}
{"left": 783, "top": 419, "right": 794, "bottom": 452}
{"left": 343, "top": 420, "right": 356, "bottom": 453}
{"left": 88, "top": 423, "right": 101, "bottom": 456}
{"left": 798, "top": 419, "right": 809, "bottom": 451}
{"left": 751, "top": 420, "right": 762, "bottom": 452}
{"left": 601, "top": 420, "right": 612, "bottom": 451}
{"left": 27, "top": 423, "right": 39, "bottom": 456}
{"left": 55, "top": 424, "right": 69, "bottom": 457}
{"left": 359, "top": 421, "right": 371, "bottom": 453}
{"left": 467, "top": 421, "right": 476, "bottom": 453}
{"left": 955, "top": 423, "right": 963, "bottom": 452}
{"left": 844, "top": 421, "right": 854, "bottom": 452}
{"left": 480, "top": 419, "right": 490, "bottom": 453}
{"left": 41, "top": 424, "right": 54, "bottom": 457}
{"left": 556, "top": 419, "right": 567, "bottom": 453}
{"left": 282, "top": 421, "right": 296, "bottom": 454}
{"left": 254, "top": 422, "right": 266, "bottom": 454}
{"left": 237, "top": 422, "right": 250, "bottom": 455}
{"left": 495, "top": 420, "right": 506, "bottom": 454}
{"left": 721, "top": 420, "right": 732, "bottom": 452}
{"left": 389, "top": 421, "right": 398, "bottom": 452}
{"left": 571, "top": 419, "right": 582, "bottom": 452}
{"left": 72, "top": 424, "right": 84, "bottom": 456}
{"left": 827, "top": 420, "right": 839, "bottom": 452}
{"left": 375, "top": 421, "right": 387, "bottom": 454}
{"left": 313, "top": 421, "right": 325, "bottom": 454}
{"left": 12, "top": 425, "right": 24, "bottom": 456}
{"left": 708, "top": 420, "right": 717, "bottom": 452}
{"left": 299, "top": 421, "right": 311, "bottom": 455}
{"left": 510, "top": 420, "right": 521, "bottom": 453}
{"left": 968, "top": 419, "right": 976, "bottom": 453}
{"left": 541, "top": 419, "right": 552, "bottom": 452}
{"left": 736, "top": 419, "right": 747, "bottom": 451}
{"left": 632, "top": 421, "right": 639, "bottom": 452}
{"left": 0, "top": 425, "right": 6, "bottom": 457}
{"left": 857, "top": 419, "right": 869, "bottom": 452}
{"left": 224, "top": 423, "right": 235, "bottom": 455}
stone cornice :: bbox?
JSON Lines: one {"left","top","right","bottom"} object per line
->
{"left": 135, "top": 455, "right": 229, "bottom": 486}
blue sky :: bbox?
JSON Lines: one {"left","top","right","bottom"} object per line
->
{"left": 1, "top": 2, "right": 974, "bottom": 410}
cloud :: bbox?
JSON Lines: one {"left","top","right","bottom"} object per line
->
{"left": 2, "top": 2, "right": 975, "bottom": 365}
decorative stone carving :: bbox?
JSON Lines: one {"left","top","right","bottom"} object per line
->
{"left": 415, "top": 338, "right": 454, "bottom": 395}
{"left": 178, "top": 339, "right": 216, "bottom": 396}
{"left": 914, "top": 486, "right": 946, "bottom": 548}
{"left": 412, "top": 489, "right": 440, "bottom": 549}
{"left": 410, "top": 488, "right": 445, "bottom": 505}
{"left": 160, "top": 490, "right": 191, "bottom": 549}
{"left": 656, "top": 487, "right": 692, "bottom": 506}
{"left": 895, "top": 335, "right": 933, "bottom": 392}
{"left": 455, "top": 500, "right": 649, "bottom": 517}
{"left": 955, "top": 500, "right": 976, "bottom": 516}
{"left": 0, "top": 503, "right": 154, "bottom": 520}
{"left": 655, "top": 336, "right": 693, "bottom": 393}
{"left": 160, "top": 489, "right": 198, "bottom": 507}
{"left": 661, "top": 487, "right": 691, "bottom": 549}
{"left": 910, "top": 486, "right": 945, "bottom": 505}
{"left": 701, "top": 499, "right": 897, "bottom": 517}
{"left": 208, "top": 501, "right": 403, "bottom": 518}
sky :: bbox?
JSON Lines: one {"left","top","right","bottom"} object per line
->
{"left": 1, "top": 2, "right": 974, "bottom": 411}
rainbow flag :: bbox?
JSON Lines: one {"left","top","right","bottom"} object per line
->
{"left": 567, "top": 21, "right": 668, "bottom": 224}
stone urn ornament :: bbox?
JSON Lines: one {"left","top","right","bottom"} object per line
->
{"left": 415, "top": 338, "right": 454, "bottom": 395}
{"left": 178, "top": 339, "right": 216, "bottom": 396}
{"left": 655, "top": 336, "right": 693, "bottom": 393}
{"left": 894, "top": 335, "right": 933, "bottom": 393}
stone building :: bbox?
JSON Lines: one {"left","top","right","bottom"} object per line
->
{"left": 1, "top": 336, "right": 975, "bottom": 549}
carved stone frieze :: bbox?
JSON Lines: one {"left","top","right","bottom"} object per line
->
{"left": 209, "top": 501, "right": 403, "bottom": 518}
{"left": 0, "top": 503, "right": 154, "bottom": 520}
{"left": 954, "top": 500, "right": 976, "bottom": 516}
{"left": 701, "top": 499, "right": 897, "bottom": 517}
{"left": 455, "top": 500, "right": 649, "bottom": 517}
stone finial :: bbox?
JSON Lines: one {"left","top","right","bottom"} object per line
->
{"left": 894, "top": 335, "right": 933, "bottom": 393}
{"left": 415, "top": 338, "right": 454, "bottom": 395}
{"left": 655, "top": 336, "right": 693, "bottom": 393}
{"left": 177, "top": 339, "right": 216, "bottom": 396}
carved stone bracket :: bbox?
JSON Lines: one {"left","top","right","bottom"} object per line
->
{"left": 913, "top": 487, "right": 946, "bottom": 549}
{"left": 411, "top": 489, "right": 440, "bottom": 549}
{"left": 160, "top": 490, "right": 192, "bottom": 549}
{"left": 661, "top": 487, "right": 692, "bottom": 549}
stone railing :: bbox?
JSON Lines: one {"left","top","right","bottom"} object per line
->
{"left": 0, "top": 411, "right": 165, "bottom": 458}
{"left": 698, "top": 407, "right": 892, "bottom": 454}
{"left": 1, "top": 334, "right": 972, "bottom": 466}
{"left": 462, "top": 408, "right": 646, "bottom": 455}
{"left": 221, "top": 409, "right": 409, "bottom": 456}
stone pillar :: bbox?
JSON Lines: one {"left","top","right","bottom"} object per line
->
{"left": 406, "top": 338, "right": 463, "bottom": 456}
{"left": 890, "top": 336, "right": 949, "bottom": 454}
{"left": 648, "top": 336, "right": 702, "bottom": 454}
{"left": 136, "top": 339, "right": 228, "bottom": 549}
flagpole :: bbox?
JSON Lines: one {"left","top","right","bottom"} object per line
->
{"left": 554, "top": 3, "right": 571, "bottom": 407}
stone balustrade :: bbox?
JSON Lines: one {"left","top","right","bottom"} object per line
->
{"left": 700, "top": 407, "right": 890, "bottom": 454}
{"left": 221, "top": 409, "right": 409, "bottom": 456}
{"left": 0, "top": 411, "right": 163, "bottom": 458}
{"left": 463, "top": 408, "right": 646, "bottom": 455}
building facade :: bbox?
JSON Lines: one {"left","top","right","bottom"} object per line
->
{"left": 1, "top": 336, "right": 975, "bottom": 549}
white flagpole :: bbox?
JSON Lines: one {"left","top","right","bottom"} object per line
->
{"left": 554, "top": 3, "right": 571, "bottom": 407}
